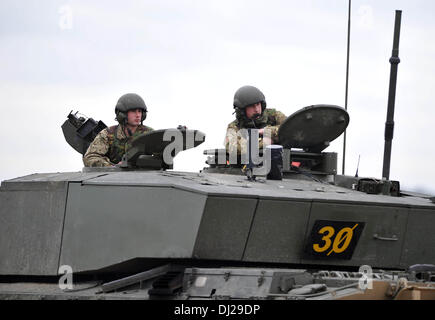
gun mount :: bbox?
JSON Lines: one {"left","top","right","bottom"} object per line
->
{"left": 204, "top": 104, "right": 346, "bottom": 179}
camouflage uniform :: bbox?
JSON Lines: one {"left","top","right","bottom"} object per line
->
{"left": 83, "top": 124, "right": 153, "bottom": 167}
{"left": 225, "top": 108, "right": 287, "bottom": 154}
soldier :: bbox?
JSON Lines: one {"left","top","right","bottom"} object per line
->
{"left": 225, "top": 85, "right": 287, "bottom": 156}
{"left": 83, "top": 93, "right": 153, "bottom": 167}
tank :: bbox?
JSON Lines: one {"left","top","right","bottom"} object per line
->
{"left": 1, "top": 11, "right": 435, "bottom": 302}
{"left": 1, "top": 100, "right": 434, "bottom": 301}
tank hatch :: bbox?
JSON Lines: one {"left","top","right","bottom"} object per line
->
{"left": 62, "top": 111, "right": 107, "bottom": 155}
{"left": 122, "top": 128, "right": 206, "bottom": 169}
{"left": 278, "top": 104, "right": 349, "bottom": 153}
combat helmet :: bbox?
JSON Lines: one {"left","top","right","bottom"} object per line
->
{"left": 233, "top": 86, "right": 267, "bottom": 111}
{"left": 233, "top": 86, "right": 267, "bottom": 125}
{"left": 115, "top": 93, "right": 147, "bottom": 124}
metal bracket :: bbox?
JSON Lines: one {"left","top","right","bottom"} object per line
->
{"left": 373, "top": 234, "right": 398, "bottom": 241}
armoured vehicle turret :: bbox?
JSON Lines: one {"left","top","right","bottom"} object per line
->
{"left": 1, "top": 10, "right": 435, "bottom": 301}
{"left": 1, "top": 100, "right": 434, "bottom": 300}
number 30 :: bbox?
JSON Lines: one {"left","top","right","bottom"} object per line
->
{"left": 312, "top": 224, "right": 358, "bottom": 255}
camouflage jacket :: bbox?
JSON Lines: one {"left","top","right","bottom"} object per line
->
{"left": 225, "top": 108, "right": 287, "bottom": 154}
{"left": 83, "top": 124, "right": 153, "bottom": 167}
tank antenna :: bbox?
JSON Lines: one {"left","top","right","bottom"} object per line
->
{"left": 342, "top": 0, "right": 352, "bottom": 175}
{"left": 355, "top": 154, "right": 360, "bottom": 177}
{"left": 382, "top": 10, "right": 402, "bottom": 180}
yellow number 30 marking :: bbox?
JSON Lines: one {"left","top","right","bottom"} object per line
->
{"left": 313, "top": 226, "right": 335, "bottom": 253}
{"left": 312, "top": 224, "right": 359, "bottom": 255}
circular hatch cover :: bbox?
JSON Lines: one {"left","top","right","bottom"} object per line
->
{"left": 278, "top": 105, "right": 349, "bottom": 152}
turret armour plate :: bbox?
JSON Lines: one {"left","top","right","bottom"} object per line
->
{"left": 278, "top": 105, "right": 349, "bottom": 152}
{"left": 130, "top": 128, "right": 206, "bottom": 155}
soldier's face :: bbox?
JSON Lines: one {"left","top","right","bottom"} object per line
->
{"left": 245, "top": 102, "right": 262, "bottom": 119}
{"left": 127, "top": 109, "right": 143, "bottom": 126}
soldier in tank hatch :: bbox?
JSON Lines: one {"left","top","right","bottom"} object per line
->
{"left": 83, "top": 93, "right": 153, "bottom": 167}
{"left": 225, "top": 85, "right": 287, "bottom": 155}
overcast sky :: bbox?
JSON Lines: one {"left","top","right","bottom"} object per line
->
{"left": 0, "top": 0, "right": 434, "bottom": 195}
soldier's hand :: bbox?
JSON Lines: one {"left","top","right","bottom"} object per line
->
{"left": 258, "top": 129, "right": 264, "bottom": 136}
{"left": 263, "top": 136, "right": 272, "bottom": 146}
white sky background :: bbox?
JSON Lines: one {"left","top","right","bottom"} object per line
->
{"left": 0, "top": 0, "right": 434, "bottom": 195}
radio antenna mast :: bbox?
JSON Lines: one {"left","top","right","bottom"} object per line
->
{"left": 342, "top": 0, "right": 352, "bottom": 175}
{"left": 382, "top": 10, "right": 402, "bottom": 180}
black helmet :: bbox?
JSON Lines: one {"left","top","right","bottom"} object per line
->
{"left": 115, "top": 93, "right": 147, "bottom": 124}
{"left": 233, "top": 85, "right": 267, "bottom": 111}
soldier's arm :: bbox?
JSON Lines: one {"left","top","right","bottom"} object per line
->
{"left": 83, "top": 129, "right": 113, "bottom": 167}
{"left": 264, "top": 110, "right": 287, "bottom": 143}
{"left": 224, "top": 123, "right": 248, "bottom": 155}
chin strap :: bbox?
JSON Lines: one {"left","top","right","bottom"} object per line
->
{"left": 237, "top": 111, "right": 267, "bottom": 129}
